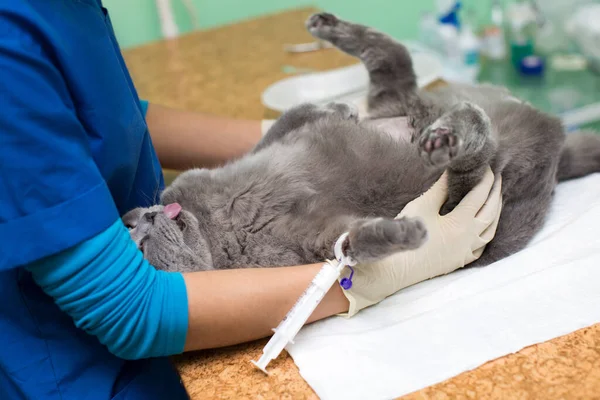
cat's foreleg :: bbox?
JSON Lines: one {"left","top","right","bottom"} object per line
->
{"left": 305, "top": 214, "right": 427, "bottom": 264}
{"left": 252, "top": 102, "right": 358, "bottom": 153}
{"left": 416, "top": 101, "right": 496, "bottom": 214}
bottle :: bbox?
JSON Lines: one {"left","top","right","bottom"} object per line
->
{"left": 437, "top": 0, "right": 462, "bottom": 29}
{"left": 481, "top": 0, "right": 507, "bottom": 60}
{"left": 459, "top": 22, "right": 481, "bottom": 81}
{"left": 436, "top": 0, "right": 462, "bottom": 68}
{"left": 506, "top": 0, "right": 536, "bottom": 68}
{"left": 419, "top": 12, "right": 439, "bottom": 51}
{"left": 438, "top": 22, "right": 461, "bottom": 67}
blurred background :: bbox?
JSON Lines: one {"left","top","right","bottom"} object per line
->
{"left": 107, "top": 0, "right": 600, "bottom": 131}
{"left": 105, "top": 0, "right": 486, "bottom": 50}
{"left": 103, "top": 0, "right": 552, "bottom": 50}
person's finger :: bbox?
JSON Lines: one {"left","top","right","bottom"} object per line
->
{"left": 466, "top": 244, "right": 486, "bottom": 264}
{"left": 475, "top": 173, "right": 502, "bottom": 222}
{"left": 400, "top": 171, "right": 449, "bottom": 218}
{"left": 426, "top": 170, "right": 450, "bottom": 209}
{"left": 448, "top": 166, "right": 495, "bottom": 220}
{"left": 471, "top": 174, "right": 502, "bottom": 234}
{"left": 261, "top": 119, "right": 276, "bottom": 136}
{"left": 478, "top": 189, "right": 502, "bottom": 243}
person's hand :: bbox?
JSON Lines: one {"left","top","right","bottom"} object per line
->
{"left": 261, "top": 119, "right": 276, "bottom": 136}
{"left": 339, "top": 166, "right": 502, "bottom": 317}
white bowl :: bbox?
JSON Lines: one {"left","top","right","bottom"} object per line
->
{"left": 261, "top": 44, "right": 443, "bottom": 114}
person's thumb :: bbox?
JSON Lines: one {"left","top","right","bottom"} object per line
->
{"left": 448, "top": 166, "right": 495, "bottom": 220}
{"left": 399, "top": 171, "right": 449, "bottom": 218}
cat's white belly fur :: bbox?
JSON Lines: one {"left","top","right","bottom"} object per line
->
{"left": 362, "top": 117, "right": 411, "bottom": 143}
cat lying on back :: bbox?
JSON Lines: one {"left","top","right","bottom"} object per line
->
{"left": 123, "top": 13, "right": 600, "bottom": 273}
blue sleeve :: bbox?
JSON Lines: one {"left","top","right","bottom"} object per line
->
{"left": 26, "top": 219, "right": 189, "bottom": 360}
{"left": 0, "top": 21, "right": 118, "bottom": 269}
{"left": 139, "top": 99, "right": 149, "bottom": 117}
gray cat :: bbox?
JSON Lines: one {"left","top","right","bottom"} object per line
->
{"left": 123, "top": 13, "right": 600, "bottom": 273}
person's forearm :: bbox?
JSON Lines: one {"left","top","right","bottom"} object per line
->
{"left": 26, "top": 218, "right": 347, "bottom": 359}
{"left": 183, "top": 263, "right": 349, "bottom": 351}
{"left": 27, "top": 220, "right": 189, "bottom": 360}
{"left": 145, "top": 103, "right": 262, "bottom": 170}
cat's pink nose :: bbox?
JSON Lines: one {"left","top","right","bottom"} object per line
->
{"left": 163, "top": 203, "right": 182, "bottom": 219}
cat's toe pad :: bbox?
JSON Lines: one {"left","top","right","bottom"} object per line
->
{"left": 420, "top": 126, "right": 460, "bottom": 166}
{"left": 392, "top": 217, "right": 428, "bottom": 249}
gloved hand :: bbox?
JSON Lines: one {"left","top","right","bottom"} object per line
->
{"left": 339, "top": 166, "right": 503, "bottom": 317}
{"left": 261, "top": 119, "right": 276, "bottom": 136}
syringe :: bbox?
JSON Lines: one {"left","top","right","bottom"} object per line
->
{"left": 251, "top": 232, "right": 356, "bottom": 374}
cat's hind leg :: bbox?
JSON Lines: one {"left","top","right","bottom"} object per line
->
{"left": 468, "top": 192, "right": 552, "bottom": 268}
{"left": 252, "top": 101, "right": 358, "bottom": 153}
{"left": 306, "top": 13, "right": 421, "bottom": 117}
{"left": 557, "top": 130, "right": 600, "bottom": 182}
{"left": 416, "top": 101, "right": 496, "bottom": 214}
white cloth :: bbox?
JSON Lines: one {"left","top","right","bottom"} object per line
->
{"left": 287, "top": 173, "right": 600, "bottom": 400}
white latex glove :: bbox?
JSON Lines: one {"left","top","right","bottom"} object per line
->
{"left": 261, "top": 119, "right": 276, "bottom": 136}
{"left": 339, "top": 166, "right": 503, "bottom": 317}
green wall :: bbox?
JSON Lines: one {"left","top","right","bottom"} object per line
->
{"left": 103, "top": 1, "right": 510, "bottom": 49}
{"left": 104, "top": 0, "right": 483, "bottom": 49}
{"left": 103, "top": 0, "right": 312, "bottom": 49}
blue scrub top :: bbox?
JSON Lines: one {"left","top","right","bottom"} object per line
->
{"left": 0, "top": 1, "right": 188, "bottom": 398}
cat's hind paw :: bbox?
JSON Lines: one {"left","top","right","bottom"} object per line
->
{"left": 419, "top": 126, "right": 460, "bottom": 167}
{"left": 305, "top": 13, "right": 368, "bottom": 57}
{"left": 305, "top": 12, "right": 340, "bottom": 39}
{"left": 417, "top": 101, "right": 491, "bottom": 168}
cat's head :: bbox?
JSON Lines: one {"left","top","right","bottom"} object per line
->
{"left": 122, "top": 203, "right": 213, "bottom": 272}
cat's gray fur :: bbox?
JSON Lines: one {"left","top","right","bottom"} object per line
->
{"left": 123, "top": 13, "right": 600, "bottom": 273}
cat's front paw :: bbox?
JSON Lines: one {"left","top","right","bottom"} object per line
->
{"left": 344, "top": 217, "right": 428, "bottom": 263}
{"left": 418, "top": 126, "right": 460, "bottom": 167}
{"left": 324, "top": 101, "right": 359, "bottom": 122}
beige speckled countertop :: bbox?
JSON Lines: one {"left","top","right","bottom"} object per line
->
{"left": 122, "top": 8, "right": 600, "bottom": 399}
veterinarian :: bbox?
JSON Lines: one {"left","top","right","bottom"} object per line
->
{"left": 0, "top": 1, "right": 503, "bottom": 399}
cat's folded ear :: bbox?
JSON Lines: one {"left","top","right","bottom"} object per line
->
{"left": 122, "top": 207, "right": 146, "bottom": 229}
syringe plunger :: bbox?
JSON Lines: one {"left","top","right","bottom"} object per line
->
{"left": 251, "top": 233, "right": 355, "bottom": 374}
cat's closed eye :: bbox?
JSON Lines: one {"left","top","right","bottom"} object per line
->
{"left": 144, "top": 212, "right": 158, "bottom": 223}
{"left": 122, "top": 207, "right": 153, "bottom": 230}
